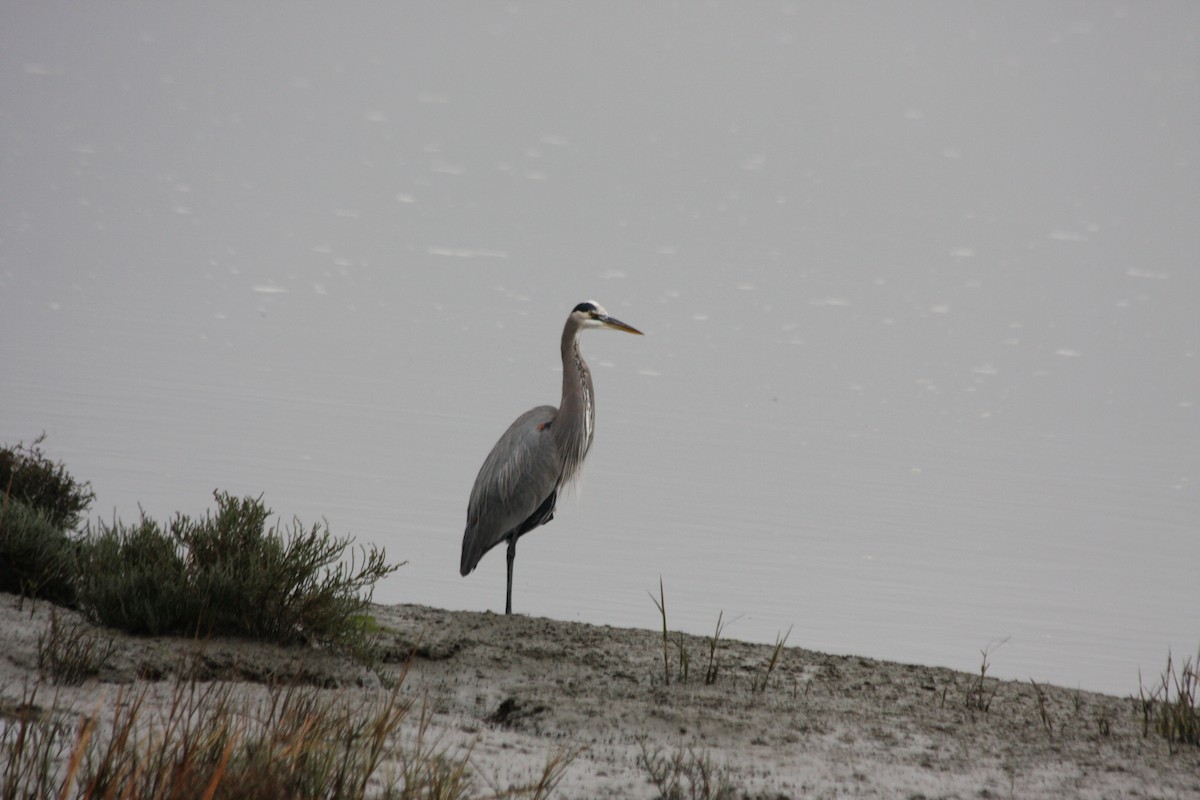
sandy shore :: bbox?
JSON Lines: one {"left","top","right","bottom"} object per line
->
{"left": 1, "top": 594, "right": 1197, "bottom": 798}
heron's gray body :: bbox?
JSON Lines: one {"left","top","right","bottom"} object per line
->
{"left": 459, "top": 404, "right": 568, "bottom": 576}
{"left": 460, "top": 301, "right": 639, "bottom": 614}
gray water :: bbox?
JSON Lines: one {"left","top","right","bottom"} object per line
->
{"left": 2, "top": 3, "right": 1197, "bottom": 697}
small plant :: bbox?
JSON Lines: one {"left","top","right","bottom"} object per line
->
{"left": 649, "top": 576, "right": 673, "bottom": 686}
{"left": 392, "top": 698, "right": 476, "bottom": 799}
{"left": 36, "top": 609, "right": 116, "bottom": 686}
{"left": 752, "top": 626, "right": 791, "bottom": 693}
{"left": 1138, "top": 649, "right": 1200, "bottom": 752}
{"left": 647, "top": 579, "right": 725, "bottom": 686}
{"left": 965, "top": 638, "right": 1008, "bottom": 713}
{"left": 1136, "top": 668, "right": 1157, "bottom": 736}
{"left": 637, "top": 739, "right": 737, "bottom": 800}
{"left": 667, "top": 630, "right": 691, "bottom": 684}
{"left": 1029, "top": 678, "right": 1052, "bottom": 734}
{"left": 703, "top": 611, "right": 729, "bottom": 686}
{"left": 517, "top": 743, "right": 583, "bottom": 800}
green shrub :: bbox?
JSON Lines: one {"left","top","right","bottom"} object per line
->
{"left": 0, "top": 436, "right": 398, "bottom": 657}
{"left": 0, "top": 498, "right": 79, "bottom": 606}
{"left": 0, "top": 437, "right": 93, "bottom": 605}
{"left": 77, "top": 491, "right": 400, "bottom": 652}
{"left": 0, "top": 436, "right": 94, "bottom": 530}
{"left": 77, "top": 514, "right": 195, "bottom": 635}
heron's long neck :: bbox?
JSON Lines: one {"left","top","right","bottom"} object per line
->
{"left": 556, "top": 326, "right": 595, "bottom": 484}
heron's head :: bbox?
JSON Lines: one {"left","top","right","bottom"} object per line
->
{"left": 571, "top": 301, "right": 643, "bottom": 335}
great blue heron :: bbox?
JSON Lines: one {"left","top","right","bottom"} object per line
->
{"left": 460, "top": 301, "right": 642, "bottom": 614}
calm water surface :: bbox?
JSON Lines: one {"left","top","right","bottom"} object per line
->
{"left": 2, "top": 3, "right": 1197, "bottom": 696}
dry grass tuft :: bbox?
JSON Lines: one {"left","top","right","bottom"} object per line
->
{"left": 36, "top": 609, "right": 116, "bottom": 686}
{"left": 636, "top": 739, "right": 737, "bottom": 800}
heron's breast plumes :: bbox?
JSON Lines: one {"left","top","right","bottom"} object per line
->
{"left": 555, "top": 338, "right": 596, "bottom": 493}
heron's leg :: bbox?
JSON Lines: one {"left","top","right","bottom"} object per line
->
{"left": 505, "top": 535, "right": 516, "bottom": 615}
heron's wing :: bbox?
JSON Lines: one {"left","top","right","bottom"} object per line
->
{"left": 461, "top": 405, "right": 561, "bottom": 575}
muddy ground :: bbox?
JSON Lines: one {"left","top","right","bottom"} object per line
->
{"left": 1, "top": 595, "right": 1197, "bottom": 798}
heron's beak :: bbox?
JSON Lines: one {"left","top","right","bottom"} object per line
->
{"left": 600, "top": 314, "right": 643, "bottom": 335}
